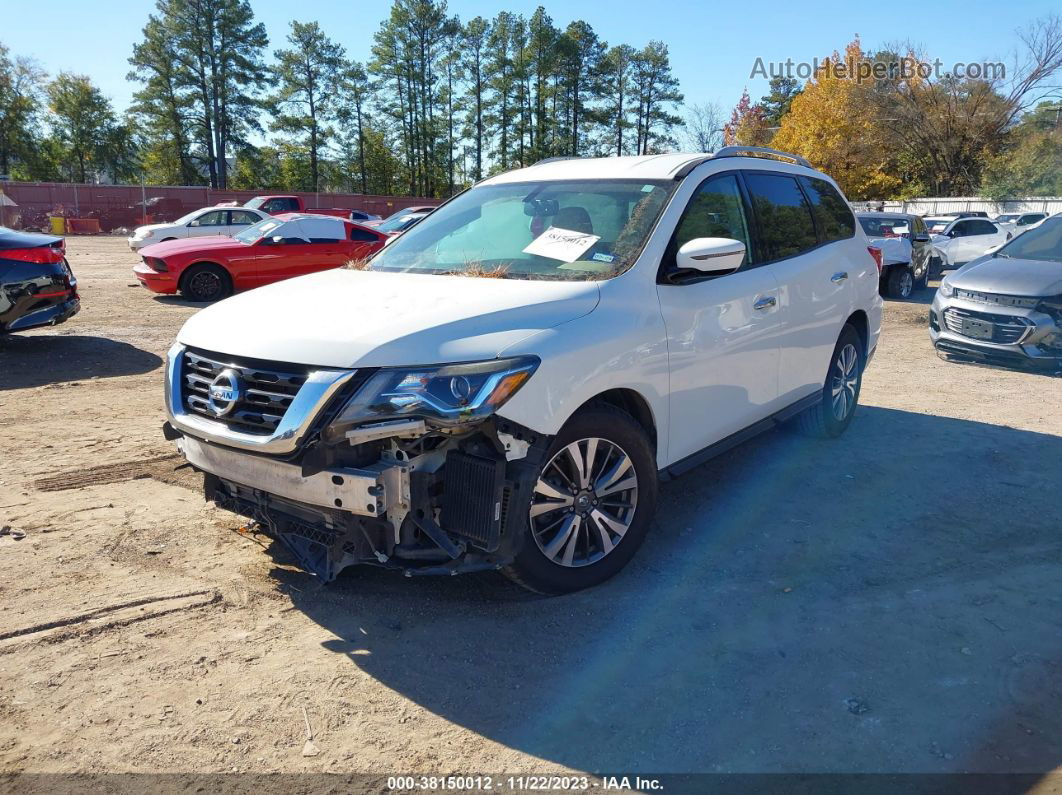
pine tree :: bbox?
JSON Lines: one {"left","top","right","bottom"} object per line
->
{"left": 270, "top": 21, "right": 348, "bottom": 191}
{"left": 633, "top": 41, "right": 682, "bottom": 154}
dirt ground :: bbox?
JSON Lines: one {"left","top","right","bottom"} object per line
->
{"left": 1, "top": 237, "right": 1060, "bottom": 780}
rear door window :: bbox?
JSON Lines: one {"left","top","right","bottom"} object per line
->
{"left": 744, "top": 172, "right": 818, "bottom": 260}
{"left": 799, "top": 177, "right": 854, "bottom": 242}
{"left": 229, "top": 210, "right": 260, "bottom": 226}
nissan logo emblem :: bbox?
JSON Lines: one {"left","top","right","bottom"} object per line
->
{"left": 207, "top": 369, "right": 242, "bottom": 417}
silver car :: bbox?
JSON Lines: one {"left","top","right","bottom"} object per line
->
{"left": 930, "top": 215, "right": 1062, "bottom": 372}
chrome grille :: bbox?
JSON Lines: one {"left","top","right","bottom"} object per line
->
{"left": 942, "top": 307, "right": 1032, "bottom": 344}
{"left": 181, "top": 349, "right": 309, "bottom": 435}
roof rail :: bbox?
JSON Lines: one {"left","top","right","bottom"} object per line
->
{"left": 712, "top": 146, "right": 812, "bottom": 168}
{"left": 533, "top": 156, "right": 579, "bottom": 166}
{"left": 672, "top": 155, "right": 714, "bottom": 179}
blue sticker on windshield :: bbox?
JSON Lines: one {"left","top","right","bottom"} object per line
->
{"left": 591, "top": 252, "right": 616, "bottom": 263}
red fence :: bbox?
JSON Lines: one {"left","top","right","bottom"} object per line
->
{"left": 0, "top": 181, "right": 442, "bottom": 232}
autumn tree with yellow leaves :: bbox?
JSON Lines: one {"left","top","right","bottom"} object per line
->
{"left": 771, "top": 39, "right": 902, "bottom": 200}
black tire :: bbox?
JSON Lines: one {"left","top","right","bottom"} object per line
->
{"left": 502, "top": 404, "right": 658, "bottom": 595}
{"left": 794, "top": 323, "right": 864, "bottom": 439}
{"left": 885, "top": 265, "right": 914, "bottom": 299}
{"left": 180, "top": 263, "right": 232, "bottom": 302}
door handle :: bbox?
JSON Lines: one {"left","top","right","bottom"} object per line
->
{"left": 753, "top": 295, "right": 776, "bottom": 311}
{"left": 831, "top": 272, "right": 848, "bottom": 283}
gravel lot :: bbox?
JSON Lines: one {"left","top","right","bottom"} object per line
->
{"left": 1, "top": 237, "right": 1060, "bottom": 778}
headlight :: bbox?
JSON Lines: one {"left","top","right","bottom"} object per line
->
{"left": 324, "top": 356, "right": 539, "bottom": 443}
{"left": 938, "top": 280, "right": 954, "bottom": 298}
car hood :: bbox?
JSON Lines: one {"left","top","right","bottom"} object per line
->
{"left": 177, "top": 268, "right": 601, "bottom": 368}
{"left": 140, "top": 236, "right": 242, "bottom": 256}
{"left": 949, "top": 256, "right": 1062, "bottom": 296}
{"left": 132, "top": 223, "right": 173, "bottom": 236}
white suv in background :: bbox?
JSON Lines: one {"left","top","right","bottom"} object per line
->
{"left": 930, "top": 217, "right": 1011, "bottom": 270}
{"left": 162, "top": 147, "right": 883, "bottom": 594}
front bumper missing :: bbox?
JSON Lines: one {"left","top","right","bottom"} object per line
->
{"left": 170, "top": 417, "right": 550, "bottom": 582}
{"left": 177, "top": 435, "right": 405, "bottom": 518}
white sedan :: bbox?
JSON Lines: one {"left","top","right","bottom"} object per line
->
{"left": 930, "top": 217, "right": 1011, "bottom": 270}
{"left": 127, "top": 206, "right": 271, "bottom": 251}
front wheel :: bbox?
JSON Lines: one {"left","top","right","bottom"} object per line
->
{"left": 793, "top": 323, "right": 864, "bottom": 438}
{"left": 502, "top": 405, "right": 658, "bottom": 595}
{"left": 180, "top": 263, "right": 232, "bottom": 302}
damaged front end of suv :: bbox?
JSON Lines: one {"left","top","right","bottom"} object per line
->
{"left": 164, "top": 344, "right": 548, "bottom": 581}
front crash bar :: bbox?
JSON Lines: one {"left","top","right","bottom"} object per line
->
{"left": 177, "top": 436, "right": 404, "bottom": 518}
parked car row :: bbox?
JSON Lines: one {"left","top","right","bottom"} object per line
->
{"left": 7, "top": 151, "right": 1058, "bottom": 595}
{"left": 127, "top": 194, "right": 435, "bottom": 252}
{"left": 134, "top": 214, "right": 390, "bottom": 302}
{"left": 931, "top": 214, "right": 1062, "bottom": 373}
{"left": 854, "top": 208, "right": 1054, "bottom": 300}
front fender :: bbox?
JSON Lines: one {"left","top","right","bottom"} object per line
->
{"left": 494, "top": 282, "right": 671, "bottom": 468}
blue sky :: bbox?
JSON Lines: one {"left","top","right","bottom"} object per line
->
{"left": 4, "top": 0, "right": 1059, "bottom": 131}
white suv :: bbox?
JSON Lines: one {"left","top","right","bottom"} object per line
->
{"left": 163, "top": 147, "right": 883, "bottom": 594}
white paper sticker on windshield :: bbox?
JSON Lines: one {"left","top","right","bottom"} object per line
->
{"left": 523, "top": 226, "right": 601, "bottom": 262}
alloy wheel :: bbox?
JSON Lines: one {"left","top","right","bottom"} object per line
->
{"left": 530, "top": 437, "right": 639, "bottom": 568}
{"left": 899, "top": 269, "right": 914, "bottom": 297}
{"left": 830, "top": 343, "right": 859, "bottom": 421}
{"left": 189, "top": 270, "right": 222, "bottom": 301}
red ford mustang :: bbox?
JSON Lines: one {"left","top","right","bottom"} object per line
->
{"left": 133, "top": 213, "right": 388, "bottom": 302}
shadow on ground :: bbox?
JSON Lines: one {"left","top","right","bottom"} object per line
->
{"left": 268, "top": 406, "right": 1061, "bottom": 774}
{"left": 0, "top": 334, "right": 162, "bottom": 389}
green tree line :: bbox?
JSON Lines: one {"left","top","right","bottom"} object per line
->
{"left": 0, "top": 0, "right": 683, "bottom": 197}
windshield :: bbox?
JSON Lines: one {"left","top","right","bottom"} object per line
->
{"left": 377, "top": 213, "right": 424, "bottom": 234}
{"left": 858, "top": 217, "right": 907, "bottom": 237}
{"left": 170, "top": 210, "right": 201, "bottom": 226}
{"left": 995, "top": 214, "right": 1019, "bottom": 223}
{"left": 994, "top": 216, "right": 1062, "bottom": 262}
{"left": 368, "top": 179, "right": 676, "bottom": 281}
{"left": 244, "top": 197, "right": 266, "bottom": 210}
{"left": 234, "top": 217, "right": 284, "bottom": 244}
{"left": 926, "top": 219, "right": 949, "bottom": 233}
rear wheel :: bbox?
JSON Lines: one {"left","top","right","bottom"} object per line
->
{"left": 180, "top": 263, "right": 232, "bottom": 302}
{"left": 885, "top": 265, "right": 914, "bottom": 299}
{"left": 502, "top": 405, "right": 657, "bottom": 595}
{"left": 794, "top": 323, "right": 864, "bottom": 438}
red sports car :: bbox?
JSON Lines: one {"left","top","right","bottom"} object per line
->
{"left": 133, "top": 213, "right": 388, "bottom": 302}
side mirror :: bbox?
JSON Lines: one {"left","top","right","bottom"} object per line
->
{"left": 676, "top": 237, "right": 746, "bottom": 276}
